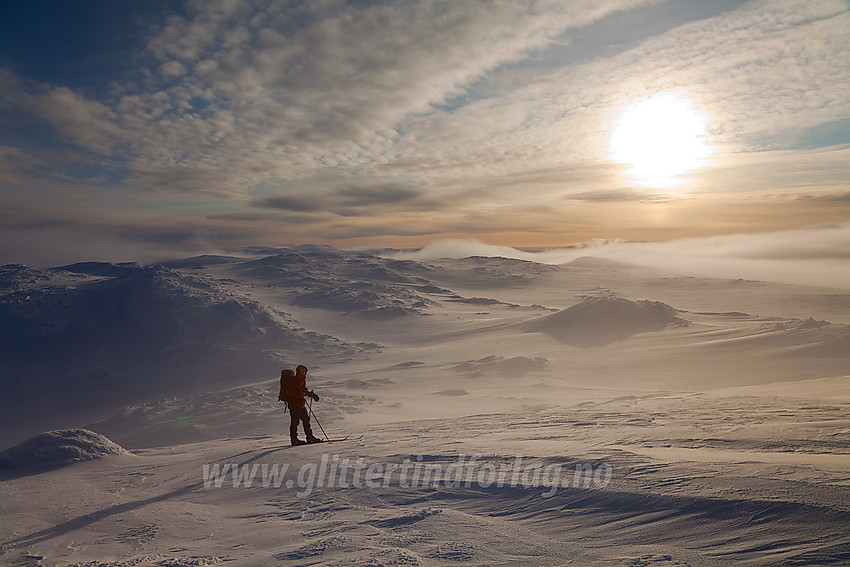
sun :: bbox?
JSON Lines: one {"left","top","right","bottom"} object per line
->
{"left": 609, "top": 92, "right": 712, "bottom": 188}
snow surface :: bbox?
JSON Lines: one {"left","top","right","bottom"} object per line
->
{"left": 1, "top": 246, "right": 849, "bottom": 565}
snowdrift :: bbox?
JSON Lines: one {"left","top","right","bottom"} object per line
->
{"left": 527, "top": 296, "right": 686, "bottom": 347}
{"left": 0, "top": 429, "right": 129, "bottom": 472}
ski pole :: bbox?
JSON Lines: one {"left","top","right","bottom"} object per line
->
{"left": 307, "top": 398, "right": 329, "bottom": 441}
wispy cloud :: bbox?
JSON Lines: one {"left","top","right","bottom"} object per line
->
{"left": 383, "top": 0, "right": 850, "bottom": 183}
{"left": 8, "top": 0, "right": 659, "bottom": 196}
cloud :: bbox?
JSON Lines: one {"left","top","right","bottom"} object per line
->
{"left": 0, "top": 146, "right": 44, "bottom": 186}
{"left": 796, "top": 192, "right": 850, "bottom": 202}
{"left": 5, "top": 0, "right": 848, "bottom": 200}
{"left": 604, "top": 0, "right": 850, "bottom": 149}
{"left": 382, "top": 0, "right": 850, "bottom": 187}
{"left": 254, "top": 183, "right": 428, "bottom": 216}
{"left": 394, "top": 239, "right": 539, "bottom": 262}
{"left": 158, "top": 60, "right": 187, "bottom": 78}
{"left": 335, "top": 186, "right": 421, "bottom": 208}
{"left": 3, "top": 0, "right": 667, "bottom": 197}
{"left": 391, "top": 223, "right": 850, "bottom": 290}
{"left": 2, "top": 0, "right": 849, "bottom": 264}
{"left": 0, "top": 223, "right": 194, "bottom": 267}
{"left": 33, "top": 87, "right": 123, "bottom": 153}
{"left": 565, "top": 189, "right": 672, "bottom": 202}
{"left": 0, "top": 205, "right": 259, "bottom": 267}
{"left": 255, "top": 194, "right": 327, "bottom": 213}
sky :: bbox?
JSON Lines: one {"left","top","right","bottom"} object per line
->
{"left": 1, "top": 0, "right": 849, "bottom": 268}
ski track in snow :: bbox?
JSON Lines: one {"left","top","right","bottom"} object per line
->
{"left": 1, "top": 246, "right": 850, "bottom": 565}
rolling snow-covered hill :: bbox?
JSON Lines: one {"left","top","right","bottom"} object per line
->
{"left": 1, "top": 245, "right": 849, "bottom": 565}
{"left": 0, "top": 257, "right": 381, "bottom": 446}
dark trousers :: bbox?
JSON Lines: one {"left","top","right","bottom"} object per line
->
{"left": 288, "top": 403, "right": 313, "bottom": 441}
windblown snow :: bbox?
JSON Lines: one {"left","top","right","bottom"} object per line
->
{"left": 1, "top": 246, "right": 849, "bottom": 566}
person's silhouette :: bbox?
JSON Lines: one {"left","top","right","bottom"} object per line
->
{"left": 279, "top": 365, "right": 320, "bottom": 445}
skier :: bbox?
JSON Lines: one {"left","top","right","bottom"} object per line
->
{"left": 279, "top": 365, "right": 321, "bottom": 445}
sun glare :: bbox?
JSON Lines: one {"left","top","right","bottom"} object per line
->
{"left": 609, "top": 93, "right": 712, "bottom": 188}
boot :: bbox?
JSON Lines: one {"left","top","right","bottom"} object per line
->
{"left": 306, "top": 435, "right": 323, "bottom": 444}
{"left": 291, "top": 437, "right": 306, "bottom": 446}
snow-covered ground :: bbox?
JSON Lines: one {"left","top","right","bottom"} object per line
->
{"left": 1, "top": 246, "right": 848, "bottom": 565}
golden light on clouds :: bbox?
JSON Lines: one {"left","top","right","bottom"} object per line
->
{"left": 1, "top": 1, "right": 849, "bottom": 263}
{"left": 609, "top": 93, "right": 713, "bottom": 189}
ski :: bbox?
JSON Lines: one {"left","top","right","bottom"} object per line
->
{"left": 260, "top": 435, "right": 361, "bottom": 451}
{"left": 321, "top": 435, "right": 363, "bottom": 443}
{"left": 300, "top": 435, "right": 363, "bottom": 445}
